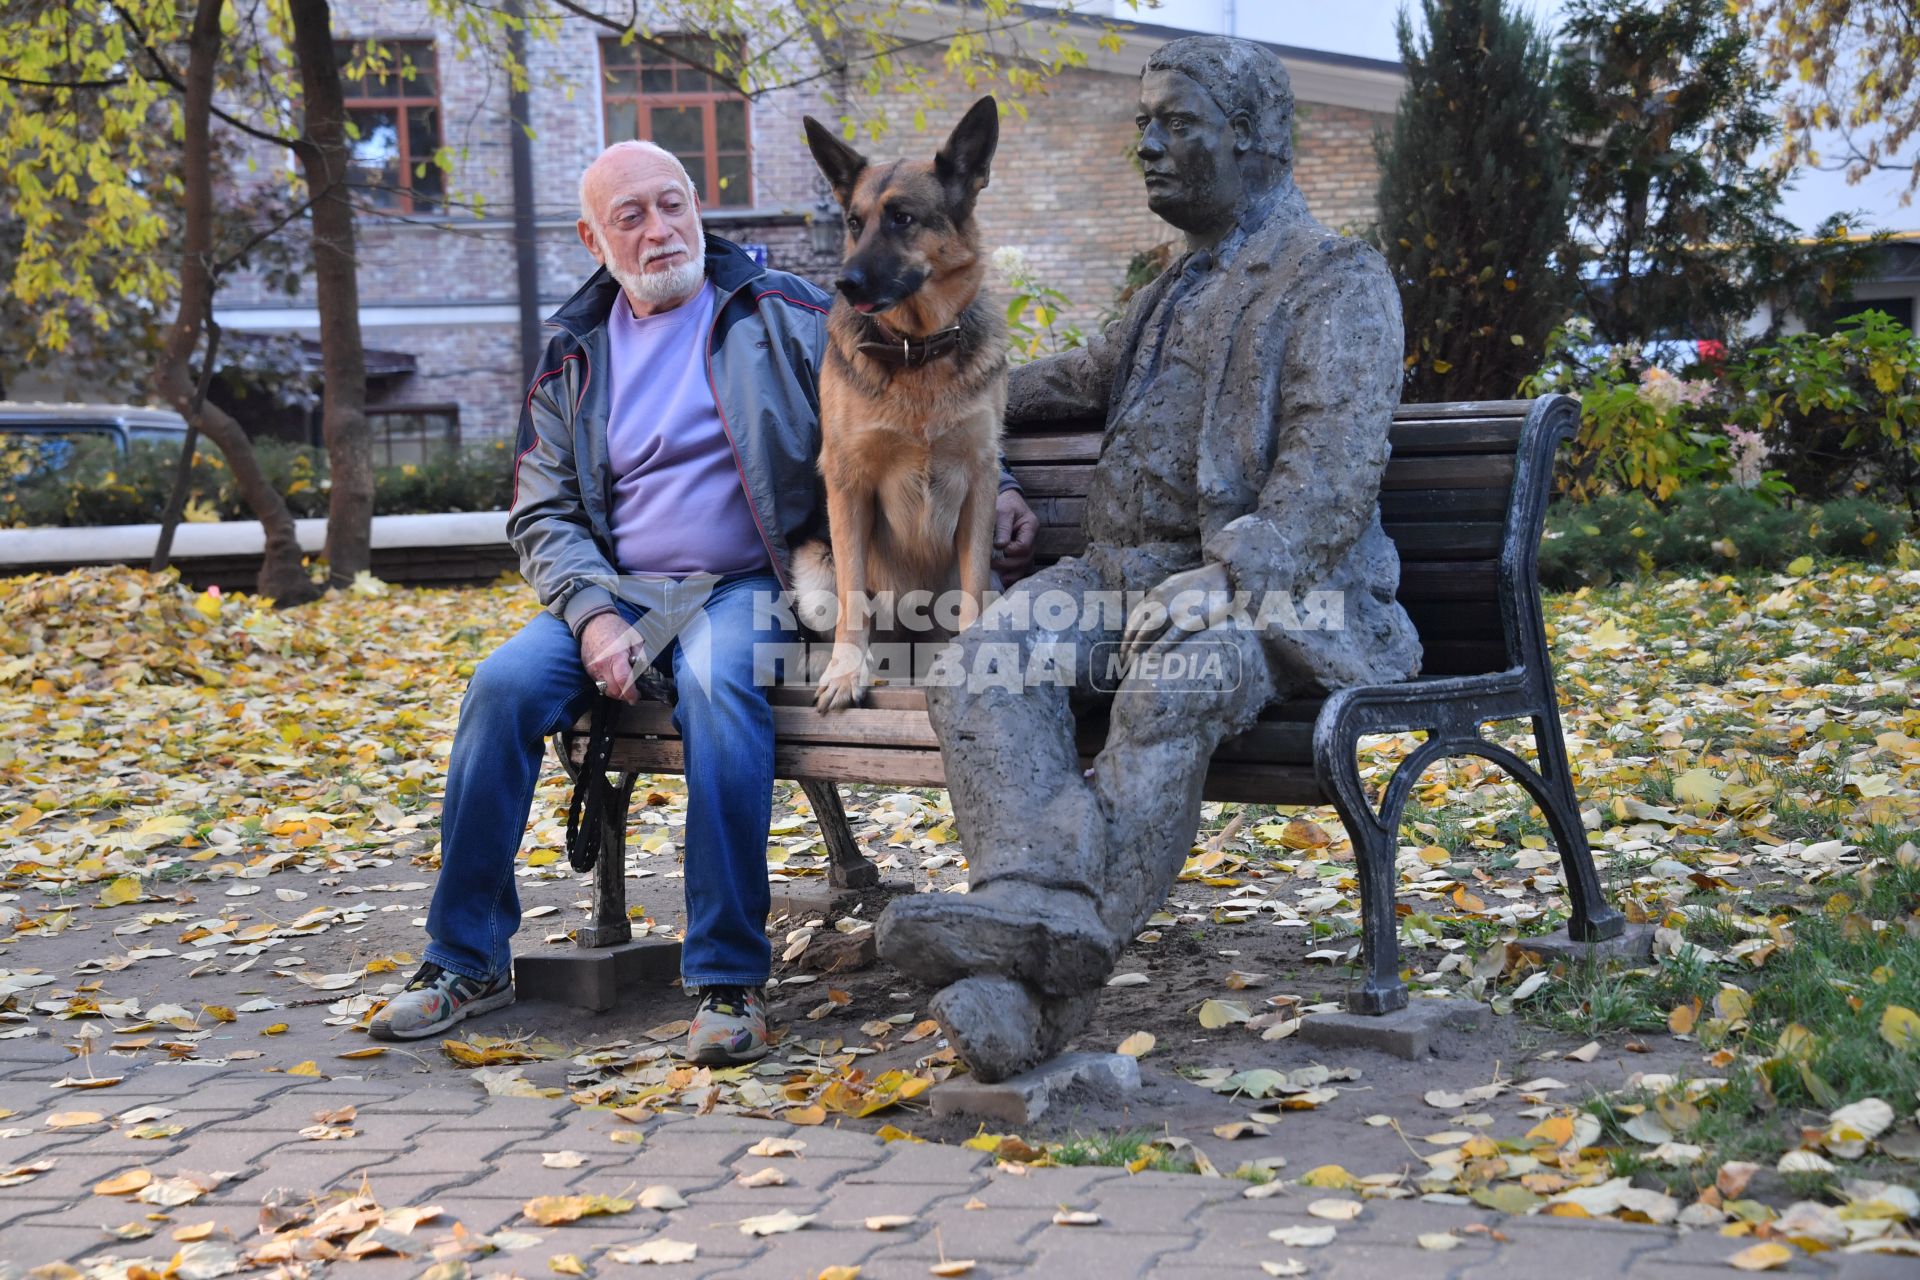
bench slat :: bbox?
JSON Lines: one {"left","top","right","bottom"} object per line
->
{"left": 1003, "top": 433, "right": 1101, "bottom": 464}
{"left": 1399, "top": 561, "right": 1501, "bottom": 602}
{"left": 1013, "top": 453, "right": 1520, "bottom": 498}
{"left": 1392, "top": 399, "right": 1538, "bottom": 419}
{"left": 1380, "top": 455, "right": 1516, "bottom": 490}
{"left": 598, "top": 737, "right": 1327, "bottom": 805}
{"left": 1037, "top": 483, "right": 1510, "bottom": 528}
{"left": 1034, "top": 522, "right": 1510, "bottom": 563}
{"left": 1400, "top": 599, "right": 1508, "bottom": 642}
{"left": 1379, "top": 488, "right": 1511, "bottom": 522}
{"left": 615, "top": 701, "right": 945, "bottom": 749}
{"left": 1384, "top": 418, "right": 1526, "bottom": 453}
{"left": 1005, "top": 412, "right": 1528, "bottom": 457}
{"left": 1382, "top": 522, "right": 1506, "bottom": 559}
{"left": 1416, "top": 639, "right": 1513, "bottom": 676}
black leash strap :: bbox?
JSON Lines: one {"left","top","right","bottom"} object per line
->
{"left": 565, "top": 694, "right": 622, "bottom": 873}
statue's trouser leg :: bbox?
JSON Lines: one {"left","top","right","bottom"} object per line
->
{"left": 1088, "top": 625, "right": 1279, "bottom": 943}
{"left": 879, "top": 559, "right": 1123, "bottom": 996}
{"left": 925, "top": 625, "right": 1282, "bottom": 1082}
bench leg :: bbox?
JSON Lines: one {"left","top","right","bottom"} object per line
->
{"left": 799, "top": 778, "right": 881, "bottom": 890}
{"left": 517, "top": 764, "right": 683, "bottom": 1010}
{"left": 1317, "top": 737, "right": 1420, "bottom": 1016}
{"left": 577, "top": 772, "right": 638, "bottom": 948}
{"left": 1527, "top": 713, "right": 1624, "bottom": 942}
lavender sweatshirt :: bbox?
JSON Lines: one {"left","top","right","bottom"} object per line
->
{"left": 603, "top": 280, "right": 772, "bottom": 577}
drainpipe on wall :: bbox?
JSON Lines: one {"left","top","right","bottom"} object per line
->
{"left": 507, "top": 0, "right": 541, "bottom": 386}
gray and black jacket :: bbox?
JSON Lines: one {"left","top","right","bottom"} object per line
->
{"left": 509, "top": 233, "right": 1019, "bottom": 636}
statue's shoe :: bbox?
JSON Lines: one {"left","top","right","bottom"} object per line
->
{"left": 929, "top": 975, "right": 1099, "bottom": 1082}
{"left": 876, "top": 880, "right": 1118, "bottom": 998}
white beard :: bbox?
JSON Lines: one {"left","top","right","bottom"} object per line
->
{"left": 611, "top": 244, "right": 706, "bottom": 310}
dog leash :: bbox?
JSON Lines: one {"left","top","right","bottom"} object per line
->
{"left": 564, "top": 692, "right": 622, "bottom": 873}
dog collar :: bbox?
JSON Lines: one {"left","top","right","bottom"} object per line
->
{"left": 854, "top": 318, "right": 965, "bottom": 368}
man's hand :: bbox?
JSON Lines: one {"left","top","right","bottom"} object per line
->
{"left": 581, "top": 612, "right": 643, "bottom": 704}
{"left": 1119, "top": 562, "right": 1233, "bottom": 665}
{"left": 993, "top": 488, "right": 1040, "bottom": 583}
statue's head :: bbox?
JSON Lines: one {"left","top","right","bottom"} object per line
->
{"left": 1136, "top": 36, "right": 1293, "bottom": 235}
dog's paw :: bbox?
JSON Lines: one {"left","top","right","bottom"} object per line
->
{"left": 813, "top": 645, "right": 870, "bottom": 713}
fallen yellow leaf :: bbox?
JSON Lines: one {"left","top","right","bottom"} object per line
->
{"left": 1728, "top": 1241, "right": 1794, "bottom": 1271}
{"left": 523, "top": 1193, "right": 634, "bottom": 1226}
{"left": 1197, "top": 999, "right": 1251, "bottom": 1029}
{"left": 1880, "top": 1004, "right": 1920, "bottom": 1050}
{"left": 94, "top": 1169, "right": 152, "bottom": 1196}
{"left": 1668, "top": 1001, "right": 1698, "bottom": 1036}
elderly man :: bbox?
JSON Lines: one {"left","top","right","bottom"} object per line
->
{"left": 371, "top": 140, "right": 1038, "bottom": 1062}
{"left": 876, "top": 36, "right": 1423, "bottom": 1079}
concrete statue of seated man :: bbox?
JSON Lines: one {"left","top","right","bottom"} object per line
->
{"left": 875, "top": 35, "right": 1424, "bottom": 1081}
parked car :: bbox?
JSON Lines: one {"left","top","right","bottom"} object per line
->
{"left": 0, "top": 402, "right": 189, "bottom": 478}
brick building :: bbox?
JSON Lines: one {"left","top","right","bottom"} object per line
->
{"left": 215, "top": 3, "right": 1401, "bottom": 449}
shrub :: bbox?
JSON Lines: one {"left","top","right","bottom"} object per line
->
{"left": 1719, "top": 311, "right": 1920, "bottom": 512}
{"left": 993, "top": 246, "right": 1086, "bottom": 365}
{"left": 0, "top": 436, "right": 515, "bottom": 527}
{"left": 1521, "top": 319, "right": 1784, "bottom": 501}
{"left": 1525, "top": 310, "right": 1920, "bottom": 509}
{"left": 1539, "top": 487, "right": 1907, "bottom": 589}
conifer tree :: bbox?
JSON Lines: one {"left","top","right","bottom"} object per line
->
{"left": 1375, "top": 0, "right": 1573, "bottom": 402}
{"left": 1556, "top": 0, "right": 1865, "bottom": 346}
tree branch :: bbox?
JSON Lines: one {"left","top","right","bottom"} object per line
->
{"left": 540, "top": 0, "right": 1059, "bottom": 99}
{"left": 214, "top": 192, "right": 321, "bottom": 276}
{"left": 117, "top": 6, "right": 304, "bottom": 150}
{"left": 0, "top": 72, "right": 129, "bottom": 89}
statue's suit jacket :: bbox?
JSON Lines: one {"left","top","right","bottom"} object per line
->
{"left": 1006, "top": 183, "right": 1423, "bottom": 692}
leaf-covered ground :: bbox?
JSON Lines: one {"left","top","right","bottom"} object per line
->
{"left": 0, "top": 562, "right": 1915, "bottom": 1262}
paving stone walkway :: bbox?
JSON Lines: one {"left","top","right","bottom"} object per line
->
{"left": 0, "top": 1040, "right": 1905, "bottom": 1280}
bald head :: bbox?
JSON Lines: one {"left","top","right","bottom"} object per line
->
{"left": 577, "top": 140, "right": 707, "bottom": 317}
{"left": 579, "top": 140, "right": 696, "bottom": 225}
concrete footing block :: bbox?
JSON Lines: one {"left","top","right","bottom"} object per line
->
{"left": 1298, "top": 997, "right": 1491, "bottom": 1060}
{"left": 768, "top": 880, "right": 851, "bottom": 924}
{"left": 930, "top": 1051, "right": 1141, "bottom": 1127}
{"left": 1518, "top": 923, "right": 1657, "bottom": 969}
{"left": 514, "top": 938, "right": 682, "bottom": 1012}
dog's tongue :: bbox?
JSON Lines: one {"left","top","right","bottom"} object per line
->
{"left": 852, "top": 302, "right": 878, "bottom": 314}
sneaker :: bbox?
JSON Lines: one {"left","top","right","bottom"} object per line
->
{"left": 686, "top": 985, "right": 769, "bottom": 1064}
{"left": 368, "top": 961, "right": 515, "bottom": 1041}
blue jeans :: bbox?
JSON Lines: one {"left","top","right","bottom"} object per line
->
{"left": 424, "top": 571, "right": 792, "bottom": 988}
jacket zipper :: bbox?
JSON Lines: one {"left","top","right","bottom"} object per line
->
{"left": 704, "top": 295, "right": 791, "bottom": 591}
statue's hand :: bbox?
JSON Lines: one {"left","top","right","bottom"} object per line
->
{"left": 1119, "top": 562, "right": 1232, "bottom": 666}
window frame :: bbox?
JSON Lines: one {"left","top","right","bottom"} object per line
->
{"left": 597, "top": 35, "right": 754, "bottom": 209}
{"left": 364, "top": 403, "right": 462, "bottom": 469}
{"left": 334, "top": 37, "right": 444, "bottom": 215}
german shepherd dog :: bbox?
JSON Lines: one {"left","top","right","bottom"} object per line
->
{"left": 792, "top": 97, "right": 1008, "bottom": 713}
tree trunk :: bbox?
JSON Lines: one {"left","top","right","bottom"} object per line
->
{"left": 288, "top": 0, "right": 374, "bottom": 588}
{"left": 150, "top": 0, "right": 320, "bottom": 606}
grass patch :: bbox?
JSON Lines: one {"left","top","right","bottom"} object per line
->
{"left": 1048, "top": 1129, "right": 1197, "bottom": 1174}
{"left": 1533, "top": 949, "right": 1717, "bottom": 1037}
{"left": 1542, "top": 856, "right": 1920, "bottom": 1190}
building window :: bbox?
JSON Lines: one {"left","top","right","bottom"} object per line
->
{"left": 336, "top": 39, "right": 443, "bottom": 213}
{"left": 599, "top": 35, "right": 752, "bottom": 208}
{"left": 367, "top": 404, "right": 460, "bottom": 467}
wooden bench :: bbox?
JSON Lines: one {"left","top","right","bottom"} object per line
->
{"left": 551, "top": 394, "right": 1625, "bottom": 1015}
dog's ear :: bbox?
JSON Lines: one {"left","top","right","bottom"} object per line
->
{"left": 935, "top": 96, "right": 999, "bottom": 216}
{"left": 803, "top": 116, "right": 868, "bottom": 208}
